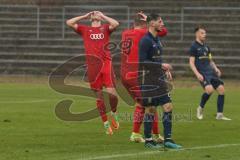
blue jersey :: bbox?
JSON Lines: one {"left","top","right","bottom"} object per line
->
{"left": 138, "top": 32, "right": 170, "bottom": 106}
{"left": 189, "top": 41, "right": 216, "bottom": 78}
{"left": 139, "top": 32, "right": 163, "bottom": 64}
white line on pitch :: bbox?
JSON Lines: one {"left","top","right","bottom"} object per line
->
{"left": 0, "top": 99, "right": 49, "bottom": 104}
{"left": 81, "top": 143, "right": 240, "bottom": 160}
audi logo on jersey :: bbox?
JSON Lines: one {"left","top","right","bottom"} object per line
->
{"left": 90, "top": 33, "right": 104, "bottom": 40}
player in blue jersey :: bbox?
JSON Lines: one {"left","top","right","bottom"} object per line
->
{"left": 189, "top": 26, "right": 231, "bottom": 121}
{"left": 138, "top": 13, "right": 182, "bottom": 149}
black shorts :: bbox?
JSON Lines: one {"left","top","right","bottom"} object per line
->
{"left": 200, "top": 77, "right": 224, "bottom": 89}
{"left": 138, "top": 65, "right": 172, "bottom": 107}
{"left": 140, "top": 93, "right": 172, "bottom": 107}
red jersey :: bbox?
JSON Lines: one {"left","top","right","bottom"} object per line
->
{"left": 120, "top": 27, "right": 168, "bottom": 100}
{"left": 121, "top": 27, "right": 168, "bottom": 79}
{"left": 76, "top": 24, "right": 112, "bottom": 61}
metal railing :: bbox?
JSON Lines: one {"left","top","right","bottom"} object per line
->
{"left": 0, "top": 5, "right": 130, "bottom": 40}
{"left": 180, "top": 7, "right": 240, "bottom": 40}
{"left": 0, "top": 5, "right": 39, "bottom": 39}
{"left": 0, "top": 5, "right": 240, "bottom": 76}
{"left": 1, "top": 5, "right": 240, "bottom": 41}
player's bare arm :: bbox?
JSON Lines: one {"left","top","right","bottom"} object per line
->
{"left": 95, "top": 11, "right": 119, "bottom": 31}
{"left": 189, "top": 56, "right": 204, "bottom": 81}
{"left": 210, "top": 60, "right": 221, "bottom": 77}
{"left": 162, "top": 63, "right": 173, "bottom": 81}
{"left": 165, "top": 70, "right": 173, "bottom": 81}
{"left": 161, "top": 63, "right": 173, "bottom": 81}
{"left": 66, "top": 12, "right": 93, "bottom": 30}
{"left": 162, "top": 63, "right": 172, "bottom": 71}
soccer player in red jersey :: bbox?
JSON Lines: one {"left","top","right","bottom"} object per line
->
{"left": 121, "top": 12, "right": 169, "bottom": 143}
{"left": 66, "top": 11, "right": 120, "bottom": 135}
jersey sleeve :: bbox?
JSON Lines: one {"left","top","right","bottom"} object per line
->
{"left": 207, "top": 46, "right": 211, "bottom": 53}
{"left": 157, "top": 27, "right": 168, "bottom": 37}
{"left": 104, "top": 24, "right": 114, "bottom": 34}
{"left": 76, "top": 24, "right": 86, "bottom": 35}
{"left": 189, "top": 45, "right": 197, "bottom": 57}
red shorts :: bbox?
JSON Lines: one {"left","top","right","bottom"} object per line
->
{"left": 121, "top": 71, "right": 141, "bottom": 101}
{"left": 87, "top": 59, "right": 115, "bottom": 90}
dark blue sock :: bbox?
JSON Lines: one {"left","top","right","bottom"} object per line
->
{"left": 144, "top": 113, "right": 154, "bottom": 139}
{"left": 200, "top": 93, "right": 211, "bottom": 108}
{"left": 162, "top": 111, "right": 172, "bottom": 140}
{"left": 217, "top": 95, "right": 224, "bottom": 113}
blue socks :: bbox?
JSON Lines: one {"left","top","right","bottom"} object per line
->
{"left": 144, "top": 111, "right": 173, "bottom": 140}
{"left": 162, "top": 111, "right": 172, "bottom": 140}
{"left": 144, "top": 113, "right": 154, "bottom": 139}
{"left": 217, "top": 95, "right": 224, "bottom": 113}
{"left": 200, "top": 93, "right": 211, "bottom": 108}
{"left": 200, "top": 92, "right": 224, "bottom": 113}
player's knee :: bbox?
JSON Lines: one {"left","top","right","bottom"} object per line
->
{"left": 205, "top": 86, "right": 214, "bottom": 94}
{"left": 150, "top": 107, "right": 157, "bottom": 114}
{"left": 145, "top": 106, "right": 156, "bottom": 114}
{"left": 109, "top": 93, "right": 117, "bottom": 100}
{"left": 106, "top": 88, "right": 117, "bottom": 96}
{"left": 217, "top": 85, "right": 225, "bottom": 95}
{"left": 95, "top": 90, "right": 104, "bottom": 99}
{"left": 136, "top": 105, "right": 145, "bottom": 114}
{"left": 163, "top": 103, "right": 173, "bottom": 112}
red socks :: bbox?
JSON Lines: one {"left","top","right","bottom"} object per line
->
{"left": 109, "top": 94, "right": 118, "bottom": 113}
{"left": 96, "top": 94, "right": 118, "bottom": 122}
{"left": 132, "top": 105, "right": 145, "bottom": 133}
{"left": 96, "top": 99, "right": 108, "bottom": 122}
{"left": 132, "top": 105, "right": 160, "bottom": 134}
{"left": 152, "top": 112, "right": 159, "bottom": 134}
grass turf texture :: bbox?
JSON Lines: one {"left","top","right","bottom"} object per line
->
{"left": 0, "top": 77, "right": 240, "bottom": 160}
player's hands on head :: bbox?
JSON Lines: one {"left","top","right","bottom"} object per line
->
{"left": 94, "top": 11, "right": 104, "bottom": 17}
{"left": 162, "top": 63, "right": 172, "bottom": 71}
{"left": 137, "top": 11, "right": 147, "bottom": 21}
{"left": 196, "top": 73, "right": 204, "bottom": 82}
{"left": 84, "top": 12, "right": 94, "bottom": 19}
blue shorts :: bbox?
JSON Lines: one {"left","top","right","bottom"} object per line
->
{"left": 140, "top": 93, "right": 172, "bottom": 107}
{"left": 200, "top": 77, "right": 224, "bottom": 89}
{"left": 138, "top": 67, "right": 172, "bottom": 107}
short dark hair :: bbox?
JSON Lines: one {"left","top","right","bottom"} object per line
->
{"left": 147, "top": 13, "right": 160, "bottom": 23}
{"left": 194, "top": 25, "right": 206, "bottom": 33}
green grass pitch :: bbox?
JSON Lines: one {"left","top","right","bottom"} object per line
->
{"left": 0, "top": 78, "right": 240, "bottom": 160}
